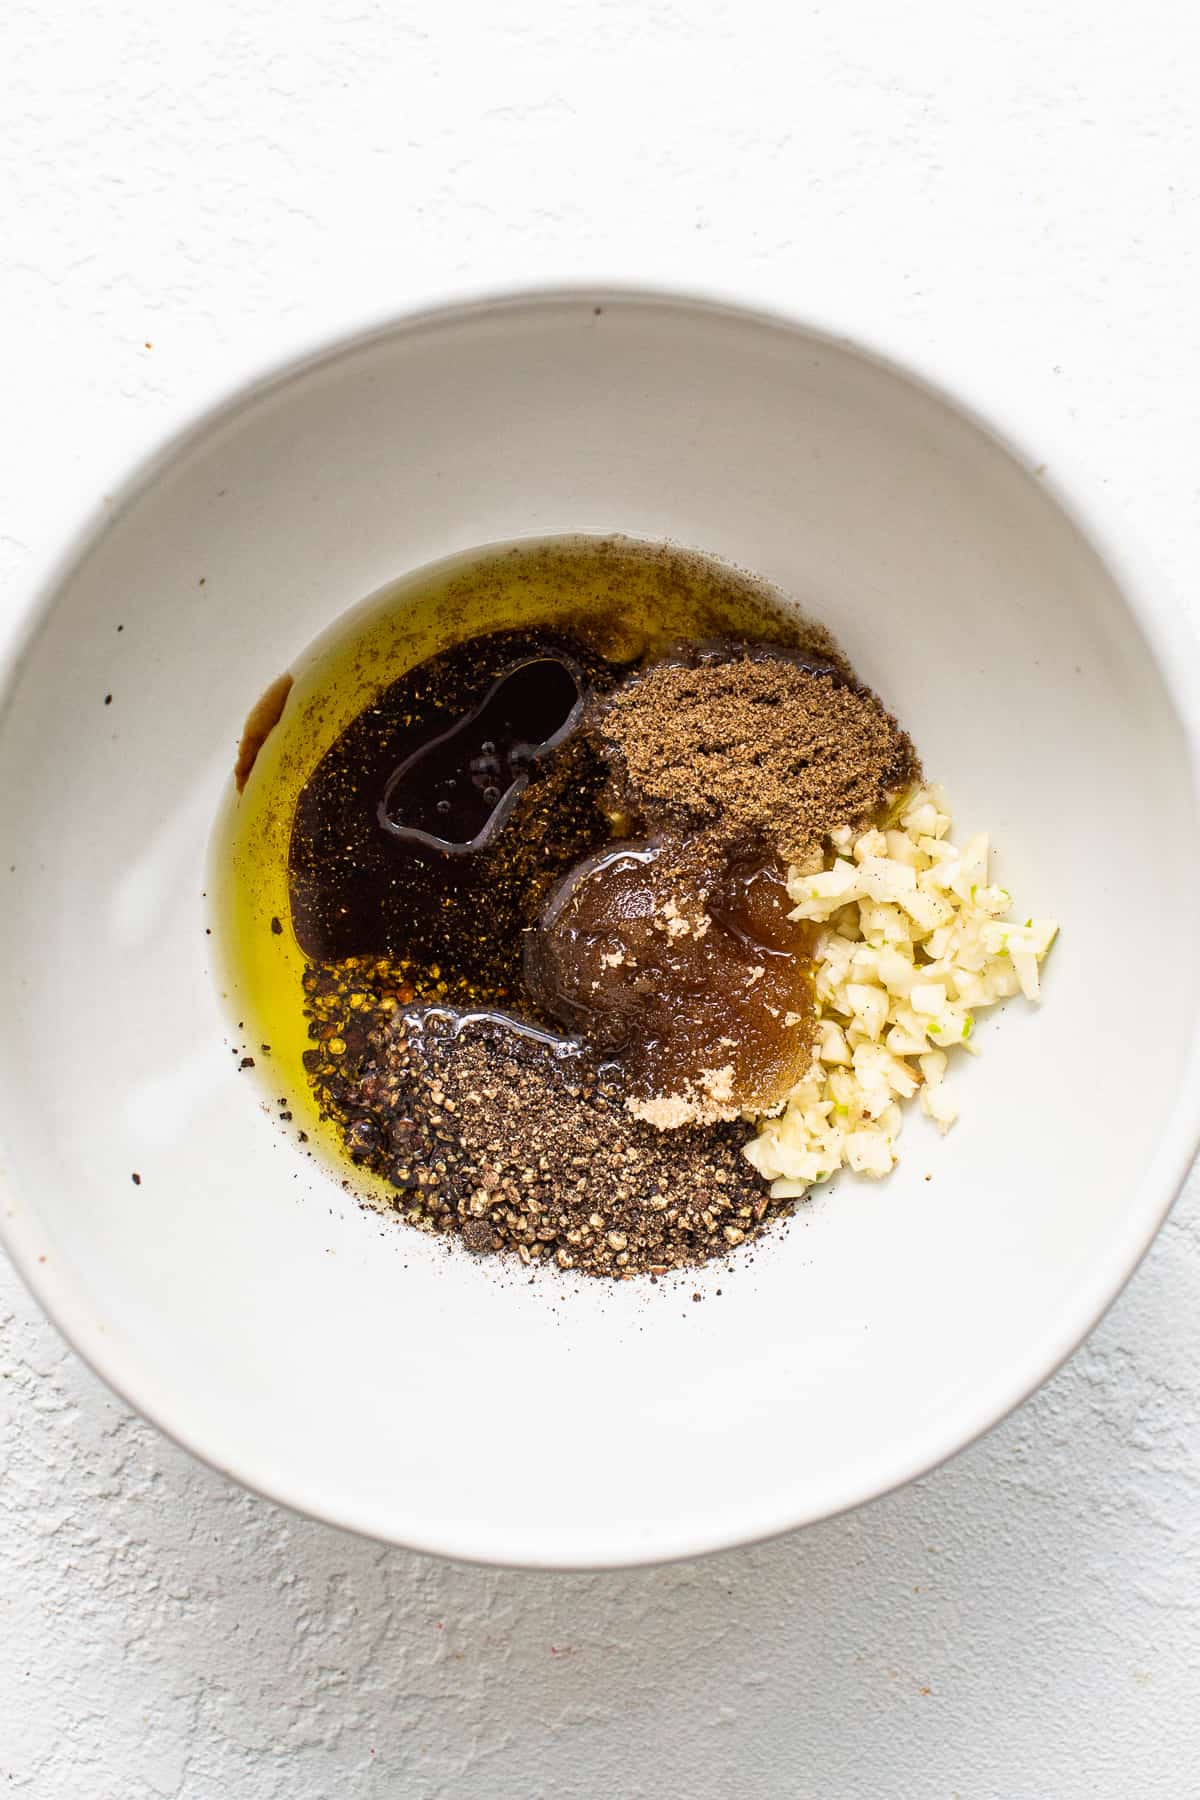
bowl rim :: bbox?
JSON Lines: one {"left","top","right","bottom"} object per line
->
{"left": 3, "top": 281, "right": 1200, "bottom": 1570}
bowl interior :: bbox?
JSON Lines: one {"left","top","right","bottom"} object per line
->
{"left": 2, "top": 294, "right": 1197, "bottom": 1567}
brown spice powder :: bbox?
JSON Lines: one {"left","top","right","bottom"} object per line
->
{"left": 598, "top": 655, "right": 919, "bottom": 864}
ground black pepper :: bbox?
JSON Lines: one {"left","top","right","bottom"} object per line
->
{"left": 335, "top": 1010, "right": 792, "bottom": 1277}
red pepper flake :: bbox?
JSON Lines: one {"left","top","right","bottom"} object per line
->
{"left": 239, "top": 1056, "right": 255, "bottom": 1070}
{"left": 131, "top": 1172, "right": 142, "bottom": 1185}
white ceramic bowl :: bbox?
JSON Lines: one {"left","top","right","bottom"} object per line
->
{"left": 3, "top": 290, "right": 1199, "bottom": 1569}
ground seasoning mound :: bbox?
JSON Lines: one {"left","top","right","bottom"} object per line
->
{"left": 597, "top": 653, "right": 919, "bottom": 864}
{"left": 339, "top": 1011, "right": 793, "bottom": 1277}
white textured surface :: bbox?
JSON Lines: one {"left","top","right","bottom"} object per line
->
{"left": 3, "top": 0, "right": 1200, "bottom": 1792}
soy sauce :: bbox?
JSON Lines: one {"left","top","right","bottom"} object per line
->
{"left": 288, "top": 628, "right": 620, "bottom": 1006}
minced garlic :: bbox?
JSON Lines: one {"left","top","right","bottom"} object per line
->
{"left": 744, "top": 786, "right": 1058, "bottom": 1196}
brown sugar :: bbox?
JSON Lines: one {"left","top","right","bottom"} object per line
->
{"left": 596, "top": 651, "right": 919, "bottom": 864}
{"left": 524, "top": 840, "right": 815, "bottom": 1127}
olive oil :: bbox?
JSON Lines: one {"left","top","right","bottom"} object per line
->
{"left": 211, "top": 534, "right": 828, "bottom": 1189}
